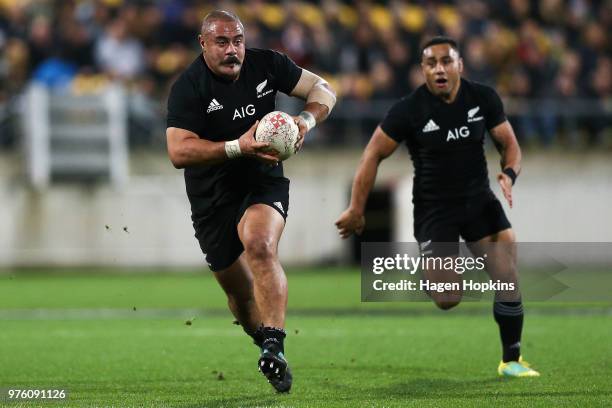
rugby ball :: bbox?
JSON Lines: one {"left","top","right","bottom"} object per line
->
{"left": 255, "top": 111, "right": 299, "bottom": 161}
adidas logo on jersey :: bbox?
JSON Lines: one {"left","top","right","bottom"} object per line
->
{"left": 422, "top": 119, "right": 440, "bottom": 133}
{"left": 206, "top": 98, "right": 224, "bottom": 113}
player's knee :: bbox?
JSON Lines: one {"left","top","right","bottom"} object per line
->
{"left": 244, "top": 236, "right": 277, "bottom": 262}
{"left": 434, "top": 299, "right": 461, "bottom": 310}
{"left": 430, "top": 292, "right": 462, "bottom": 310}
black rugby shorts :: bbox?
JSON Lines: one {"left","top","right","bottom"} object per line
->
{"left": 414, "top": 190, "right": 511, "bottom": 257}
{"left": 192, "top": 177, "right": 289, "bottom": 271}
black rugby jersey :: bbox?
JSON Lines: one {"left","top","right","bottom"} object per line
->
{"left": 167, "top": 48, "right": 302, "bottom": 217}
{"left": 380, "top": 78, "right": 507, "bottom": 202}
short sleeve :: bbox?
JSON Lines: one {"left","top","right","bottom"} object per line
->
{"left": 380, "top": 99, "right": 412, "bottom": 143}
{"left": 166, "top": 74, "right": 202, "bottom": 135}
{"left": 481, "top": 86, "right": 506, "bottom": 130}
{"left": 269, "top": 50, "right": 303, "bottom": 95}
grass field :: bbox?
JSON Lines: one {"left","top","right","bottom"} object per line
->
{"left": 1, "top": 268, "right": 611, "bottom": 407}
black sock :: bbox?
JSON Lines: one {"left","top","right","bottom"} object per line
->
{"left": 255, "top": 326, "right": 286, "bottom": 354}
{"left": 493, "top": 301, "right": 523, "bottom": 362}
{"left": 245, "top": 327, "right": 264, "bottom": 348}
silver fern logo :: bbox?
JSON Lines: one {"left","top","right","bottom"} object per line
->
{"left": 256, "top": 79, "right": 273, "bottom": 98}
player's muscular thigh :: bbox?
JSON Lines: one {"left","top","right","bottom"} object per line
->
{"left": 238, "top": 204, "right": 284, "bottom": 263}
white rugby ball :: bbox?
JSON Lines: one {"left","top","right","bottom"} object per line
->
{"left": 255, "top": 111, "right": 299, "bottom": 161}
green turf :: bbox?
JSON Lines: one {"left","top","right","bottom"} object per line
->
{"left": 1, "top": 269, "right": 611, "bottom": 407}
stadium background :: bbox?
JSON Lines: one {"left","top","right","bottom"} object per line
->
{"left": 0, "top": 0, "right": 611, "bottom": 407}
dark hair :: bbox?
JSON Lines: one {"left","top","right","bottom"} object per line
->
{"left": 421, "top": 36, "right": 459, "bottom": 56}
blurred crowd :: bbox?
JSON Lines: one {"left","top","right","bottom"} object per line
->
{"left": 0, "top": 0, "right": 610, "bottom": 147}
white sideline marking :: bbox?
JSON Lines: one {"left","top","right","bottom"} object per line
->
{"left": 0, "top": 307, "right": 610, "bottom": 321}
{"left": 0, "top": 327, "right": 243, "bottom": 339}
{"left": 0, "top": 308, "right": 205, "bottom": 320}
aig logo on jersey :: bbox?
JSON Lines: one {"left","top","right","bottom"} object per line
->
{"left": 256, "top": 79, "right": 273, "bottom": 98}
{"left": 233, "top": 104, "right": 255, "bottom": 120}
{"left": 447, "top": 126, "right": 470, "bottom": 141}
{"left": 467, "top": 106, "right": 483, "bottom": 123}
